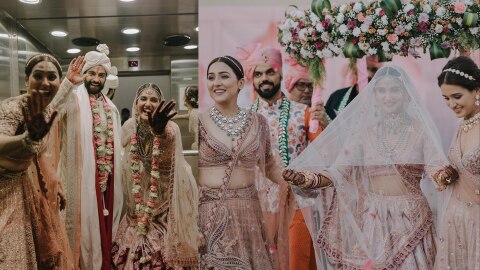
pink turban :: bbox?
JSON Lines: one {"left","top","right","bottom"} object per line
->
{"left": 81, "top": 44, "right": 112, "bottom": 75}
{"left": 284, "top": 56, "right": 311, "bottom": 92}
{"left": 235, "top": 43, "right": 283, "bottom": 82}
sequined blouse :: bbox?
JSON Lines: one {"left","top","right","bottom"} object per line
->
{"left": 198, "top": 112, "right": 273, "bottom": 170}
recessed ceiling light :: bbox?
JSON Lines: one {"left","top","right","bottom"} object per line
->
{"left": 122, "top": 28, "right": 140, "bottom": 35}
{"left": 0, "top": 34, "right": 9, "bottom": 38}
{"left": 195, "top": 27, "right": 198, "bottom": 31}
{"left": 67, "top": 48, "right": 81, "bottom": 54}
{"left": 19, "top": 0, "right": 41, "bottom": 4}
{"left": 119, "top": 0, "right": 135, "bottom": 2}
{"left": 126, "top": 47, "right": 140, "bottom": 52}
{"left": 184, "top": 45, "right": 198, "bottom": 50}
{"left": 50, "top": 31, "right": 68, "bottom": 37}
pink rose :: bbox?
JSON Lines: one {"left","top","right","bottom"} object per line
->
{"left": 379, "top": 9, "right": 386, "bottom": 17}
{"left": 150, "top": 185, "right": 158, "bottom": 192}
{"left": 357, "top": 12, "right": 365, "bottom": 22}
{"left": 454, "top": 2, "right": 466, "bottom": 14}
{"left": 133, "top": 174, "right": 141, "bottom": 183}
{"left": 347, "top": 19, "right": 357, "bottom": 29}
{"left": 147, "top": 200, "right": 156, "bottom": 207}
{"left": 95, "top": 137, "right": 103, "bottom": 145}
{"left": 387, "top": 34, "right": 398, "bottom": 44}
{"left": 314, "top": 41, "right": 322, "bottom": 49}
{"left": 93, "top": 118, "right": 101, "bottom": 125}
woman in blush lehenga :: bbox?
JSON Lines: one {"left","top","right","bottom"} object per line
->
{"left": 283, "top": 66, "right": 459, "bottom": 269}
{"left": 0, "top": 54, "right": 86, "bottom": 269}
{"left": 198, "top": 56, "right": 285, "bottom": 269}
{"left": 434, "top": 56, "right": 480, "bottom": 270}
{"left": 112, "top": 83, "right": 199, "bottom": 269}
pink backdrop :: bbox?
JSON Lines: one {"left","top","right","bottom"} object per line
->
{"left": 199, "top": 1, "right": 480, "bottom": 149}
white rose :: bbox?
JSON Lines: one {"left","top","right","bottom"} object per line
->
{"left": 339, "top": 4, "right": 347, "bottom": 13}
{"left": 307, "top": 27, "right": 315, "bottom": 35}
{"left": 336, "top": 13, "right": 345, "bottom": 24}
{"left": 375, "top": 8, "right": 383, "bottom": 16}
{"left": 368, "top": 48, "right": 378, "bottom": 55}
{"left": 435, "top": 24, "right": 444, "bottom": 33}
{"left": 470, "top": 27, "right": 479, "bottom": 35}
{"left": 315, "top": 50, "right": 324, "bottom": 58}
{"left": 359, "top": 42, "right": 370, "bottom": 51}
{"left": 364, "top": 16, "right": 374, "bottom": 25}
{"left": 377, "top": 29, "right": 387, "bottom": 36}
{"left": 300, "top": 47, "right": 313, "bottom": 59}
{"left": 423, "top": 4, "right": 432, "bottom": 13}
{"left": 322, "top": 48, "right": 333, "bottom": 58}
{"left": 353, "top": 3, "right": 363, "bottom": 12}
{"left": 316, "top": 23, "right": 325, "bottom": 32}
{"left": 403, "top": 4, "right": 414, "bottom": 13}
{"left": 405, "top": 23, "right": 412, "bottom": 31}
{"left": 299, "top": 28, "right": 309, "bottom": 41}
{"left": 337, "top": 39, "right": 346, "bottom": 47}
{"left": 361, "top": 23, "right": 369, "bottom": 33}
{"left": 436, "top": 7, "right": 445, "bottom": 17}
{"left": 381, "top": 16, "right": 388, "bottom": 25}
{"left": 339, "top": 24, "right": 349, "bottom": 34}
{"left": 353, "top": 27, "right": 361, "bottom": 37}
{"left": 456, "top": 17, "right": 463, "bottom": 25}
{"left": 321, "top": 32, "right": 330, "bottom": 42}
{"left": 281, "top": 32, "right": 292, "bottom": 44}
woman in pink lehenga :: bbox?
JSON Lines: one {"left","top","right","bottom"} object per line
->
{"left": 112, "top": 83, "right": 199, "bottom": 269}
{"left": 434, "top": 56, "right": 480, "bottom": 270}
{"left": 198, "top": 56, "right": 286, "bottom": 269}
{"left": 283, "top": 66, "right": 458, "bottom": 270}
{"left": 0, "top": 54, "right": 85, "bottom": 269}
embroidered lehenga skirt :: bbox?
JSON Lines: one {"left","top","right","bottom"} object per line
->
{"left": 0, "top": 171, "right": 37, "bottom": 269}
{"left": 112, "top": 207, "right": 173, "bottom": 270}
{"left": 198, "top": 185, "right": 274, "bottom": 270}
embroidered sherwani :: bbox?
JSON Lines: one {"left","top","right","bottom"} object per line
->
{"left": 253, "top": 94, "right": 322, "bottom": 270}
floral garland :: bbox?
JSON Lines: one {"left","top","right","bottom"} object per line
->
{"left": 89, "top": 95, "right": 114, "bottom": 194}
{"left": 129, "top": 132, "right": 161, "bottom": 238}
{"left": 252, "top": 96, "right": 291, "bottom": 167}
{"left": 278, "top": 0, "right": 480, "bottom": 82}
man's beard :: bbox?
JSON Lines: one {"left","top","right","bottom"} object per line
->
{"left": 85, "top": 80, "right": 104, "bottom": 95}
{"left": 255, "top": 80, "right": 281, "bottom": 99}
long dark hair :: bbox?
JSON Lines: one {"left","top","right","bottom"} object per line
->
{"left": 207, "top": 55, "right": 244, "bottom": 80}
{"left": 438, "top": 56, "right": 480, "bottom": 91}
{"left": 184, "top": 85, "right": 198, "bottom": 108}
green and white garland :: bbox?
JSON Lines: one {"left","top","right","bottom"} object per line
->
{"left": 252, "top": 96, "right": 291, "bottom": 167}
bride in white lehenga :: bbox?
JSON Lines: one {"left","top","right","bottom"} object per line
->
{"left": 283, "top": 66, "right": 458, "bottom": 270}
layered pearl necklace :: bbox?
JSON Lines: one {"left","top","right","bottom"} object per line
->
{"left": 463, "top": 111, "right": 480, "bottom": 133}
{"left": 210, "top": 106, "right": 249, "bottom": 140}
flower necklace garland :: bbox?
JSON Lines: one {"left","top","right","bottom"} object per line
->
{"left": 89, "top": 95, "right": 114, "bottom": 216}
{"left": 252, "top": 96, "right": 291, "bottom": 167}
{"left": 129, "top": 132, "right": 161, "bottom": 236}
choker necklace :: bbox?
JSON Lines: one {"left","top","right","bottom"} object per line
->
{"left": 210, "top": 106, "right": 249, "bottom": 140}
{"left": 463, "top": 111, "right": 480, "bottom": 133}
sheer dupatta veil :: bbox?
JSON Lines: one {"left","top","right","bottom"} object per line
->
{"left": 288, "top": 66, "right": 448, "bottom": 269}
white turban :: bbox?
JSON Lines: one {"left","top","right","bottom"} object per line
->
{"left": 81, "top": 44, "right": 112, "bottom": 75}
